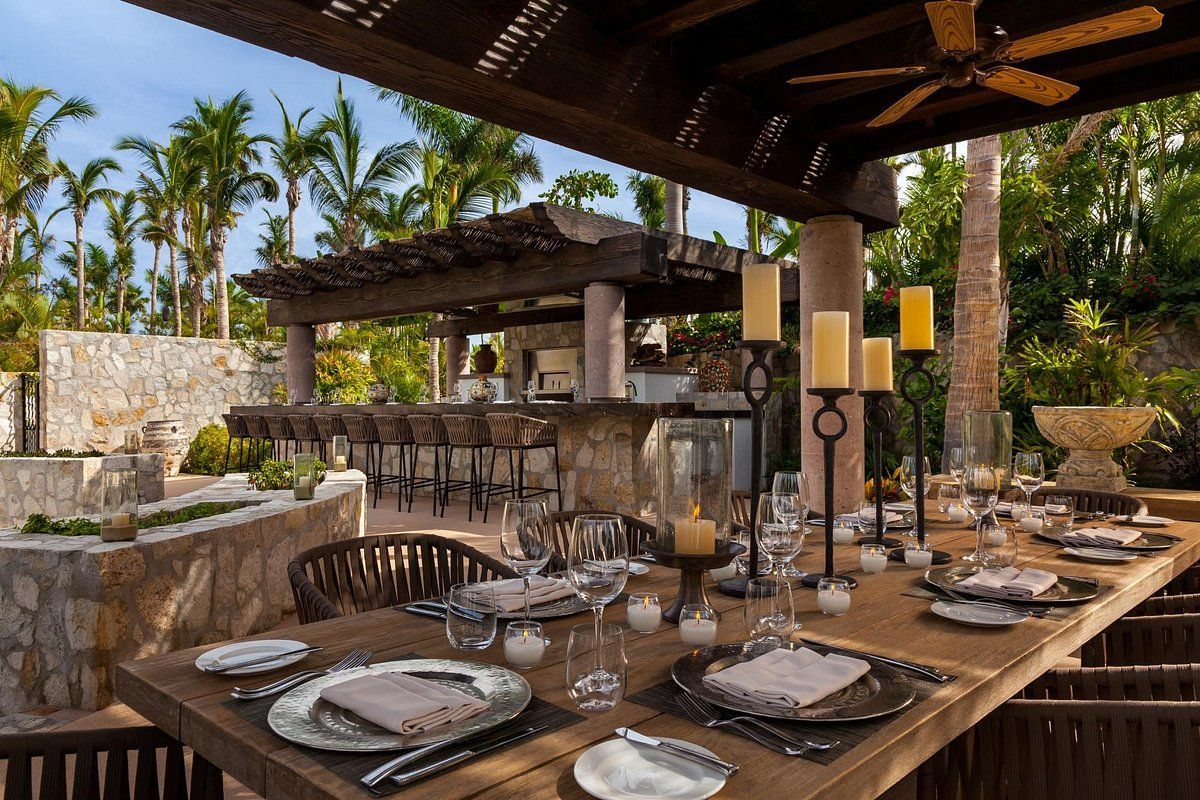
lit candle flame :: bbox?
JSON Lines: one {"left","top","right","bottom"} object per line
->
{"left": 691, "top": 501, "right": 701, "bottom": 523}
{"left": 642, "top": 596, "right": 652, "bottom": 609}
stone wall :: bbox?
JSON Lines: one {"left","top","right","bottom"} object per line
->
{"left": 39, "top": 331, "right": 286, "bottom": 453}
{"left": 0, "top": 454, "right": 165, "bottom": 528}
{"left": 0, "top": 470, "right": 365, "bottom": 713}
{"left": 1132, "top": 319, "right": 1200, "bottom": 375}
{"left": 505, "top": 320, "right": 666, "bottom": 396}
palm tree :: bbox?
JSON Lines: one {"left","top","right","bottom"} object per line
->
{"left": 625, "top": 172, "right": 665, "bottom": 229}
{"left": 269, "top": 93, "right": 323, "bottom": 261}
{"left": 104, "top": 190, "right": 140, "bottom": 332}
{"left": 57, "top": 156, "right": 120, "bottom": 328}
{"left": 255, "top": 209, "right": 289, "bottom": 266}
{"left": 21, "top": 205, "right": 64, "bottom": 291}
{"left": 309, "top": 82, "right": 417, "bottom": 253}
{"left": 138, "top": 197, "right": 171, "bottom": 335}
{"left": 174, "top": 92, "right": 278, "bottom": 339}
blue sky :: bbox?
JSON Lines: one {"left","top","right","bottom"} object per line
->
{"left": 3, "top": 0, "right": 746, "bottom": 295}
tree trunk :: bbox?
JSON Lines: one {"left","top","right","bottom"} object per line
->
{"left": 190, "top": 272, "right": 204, "bottom": 337}
{"left": 74, "top": 213, "right": 86, "bottom": 329}
{"left": 427, "top": 312, "right": 442, "bottom": 402}
{"left": 148, "top": 242, "right": 161, "bottom": 334}
{"left": 943, "top": 135, "right": 1003, "bottom": 472}
{"left": 211, "top": 224, "right": 230, "bottom": 339}
{"left": 167, "top": 241, "right": 182, "bottom": 336}
{"left": 116, "top": 276, "right": 126, "bottom": 332}
{"left": 33, "top": 252, "right": 42, "bottom": 292}
{"left": 665, "top": 181, "right": 684, "bottom": 235}
{"left": 287, "top": 177, "right": 300, "bottom": 262}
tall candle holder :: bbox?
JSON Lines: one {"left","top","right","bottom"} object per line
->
{"left": 859, "top": 390, "right": 902, "bottom": 548}
{"left": 800, "top": 388, "right": 858, "bottom": 590}
{"left": 893, "top": 350, "right": 951, "bottom": 565}
{"left": 717, "top": 339, "right": 784, "bottom": 599}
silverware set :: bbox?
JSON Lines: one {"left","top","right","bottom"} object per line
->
{"left": 798, "top": 638, "right": 956, "bottom": 683}
{"left": 362, "top": 724, "right": 548, "bottom": 792}
{"left": 674, "top": 693, "right": 836, "bottom": 756}
{"left": 937, "top": 587, "right": 1050, "bottom": 618}
{"left": 231, "top": 648, "right": 372, "bottom": 700}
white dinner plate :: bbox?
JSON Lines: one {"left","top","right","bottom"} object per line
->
{"left": 1129, "top": 515, "right": 1175, "bottom": 527}
{"left": 627, "top": 562, "right": 650, "bottom": 576}
{"left": 574, "top": 737, "right": 727, "bottom": 800}
{"left": 930, "top": 601, "right": 1027, "bottom": 627}
{"left": 195, "top": 639, "right": 310, "bottom": 675}
{"left": 1062, "top": 546, "right": 1138, "bottom": 563}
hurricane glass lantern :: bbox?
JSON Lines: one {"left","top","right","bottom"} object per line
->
{"left": 101, "top": 466, "right": 138, "bottom": 542}
{"left": 331, "top": 435, "right": 349, "bottom": 472}
{"left": 123, "top": 430, "right": 140, "bottom": 455}
{"left": 656, "top": 418, "right": 733, "bottom": 554}
{"left": 963, "top": 411, "right": 1013, "bottom": 484}
{"left": 293, "top": 452, "right": 317, "bottom": 500}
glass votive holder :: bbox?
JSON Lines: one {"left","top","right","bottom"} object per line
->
{"left": 1018, "top": 508, "right": 1045, "bottom": 532}
{"left": 678, "top": 604, "right": 718, "bottom": 647}
{"left": 332, "top": 435, "right": 349, "bottom": 472}
{"left": 817, "top": 577, "right": 852, "bottom": 616}
{"left": 101, "top": 466, "right": 139, "bottom": 542}
{"left": 626, "top": 593, "right": 662, "bottom": 633}
{"left": 860, "top": 543, "right": 888, "bottom": 574}
{"left": 904, "top": 541, "right": 934, "bottom": 568}
{"left": 1010, "top": 499, "right": 1030, "bottom": 523}
{"left": 983, "top": 525, "right": 1019, "bottom": 567}
{"left": 946, "top": 502, "right": 971, "bottom": 524}
{"left": 293, "top": 452, "right": 316, "bottom": 500}
{"left": 503, "top": 621, "right": 548, "bottom": 669}
{"left": 123, "top": 429, "right": 140, "bottom": 455}
{"left": 832, "top": 522, "right": 857, "bottom": 544}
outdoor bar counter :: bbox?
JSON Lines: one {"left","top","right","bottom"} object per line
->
{"left": 235, "top": 402, "right": 746, "bottom": 515}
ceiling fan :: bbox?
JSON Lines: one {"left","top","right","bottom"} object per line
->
{"left": 786, "top": 2, "right": 1165, "bottom": 127}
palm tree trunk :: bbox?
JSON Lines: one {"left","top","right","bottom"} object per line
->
{"left": 943, "top": 135, "right": 1002, "bottom": 472}
{"left": 168, "top": 240, "right": 182, "bottom": 336}
{"left": 428, "top": 312, "right": 442, "bottom": 402}
{"left": 33, "top": 253, "right": 42, "bottom": 292}
{"left": 287, "top": 177, "right": 299, "bottom": 262}
{"left": 116, "top": 276, "right": 126, "bottom": 332}
{"left": 211, "top": 225, "right": 230, "bottom": 339}
{"left": 190, "top": 272, "right": 203, "bottom": 337}
{"left": 149, "top": 242, "right": 161, "bottom": 334}
{"left": 74, "top": 213, "right": 86, "bottom": 328}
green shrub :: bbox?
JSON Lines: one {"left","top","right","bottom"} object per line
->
{"left": 315, "top": 349, "right": 375, "bottom": 404}
{"left": 247, "top": 458, "right": 327, "bottom": 491}
{"left": 0, "top": 448, "right": 105, "bottom": 459}
{"left": 183, "top": 423, "right": 269, "bottom": 475}
{"left": 21, "top": 502, "right": 249, "bottom": 536}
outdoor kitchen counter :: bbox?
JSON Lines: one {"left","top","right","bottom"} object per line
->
{"left": 232, "top": 401, "right": 746, "bottom": 418}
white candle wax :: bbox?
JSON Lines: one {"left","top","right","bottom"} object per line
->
{"left": 862, "top": 337, "right": 894, "bottom": 391}
{"left": 627, "top": 602, "right": 662, "bottom": 633}
{"left": 811, "top": 311, "right": 850, "bottom": 388}
{"left": 110, "top": 512, "right": 130, "bottom": 526}
{"left": 860, "top": 553, "right": 888, "bottom": 574}
{"left": 333, "top": 455, "right": 347, "bottom": 472}
{"left": 818, "top": 589, "right": 851, "bottom": 616}
{"left": 832, "top": 525, "right": 856, "bottom": 544}
{"left": 1019, "top": 516, "right": 1044, "bottom": 532}
{"left": 296, "top": 476, "right": 311, "bottom": 489}
{"left": 709, "top": 562, "right": 738, "bottom": 582}
{"left": 742, "top": 263, "right": 781, "bottom": 341}
{"left": 905, "top": 549, "right": 934, "bottom": 568}
{"left": 948, "top": 507, "right": 970, "bottom": 524}
{"left": 503, "top": 632, "right": 546, "bottom": 668}
{"left": 674, "top": 516, "right": 717, "bottom": 554}
{"left": 679, "top": 618, "right": 718, "bottom": 646}
{"left": 985, "top": 530, "right": 1007, "bottom": 547}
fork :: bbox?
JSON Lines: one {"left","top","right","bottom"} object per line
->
{"left": 940, "top": 587, "right": 1049, "bottom": 617}
{"left": 675, "top": 693, "right": 835, "bottom": 755}
{"left": 232, "top": 648, "right": 372, "bottom": 700}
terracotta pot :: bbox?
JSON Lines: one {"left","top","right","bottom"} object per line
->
{"left": 142, "top": 419, "right": 188, "bottom": 477}
{"left": 472, "top": 343, "right": 498, "bottom": 374}
{"left": 1032, "top": 405, "right": 1157, "bottom": 491}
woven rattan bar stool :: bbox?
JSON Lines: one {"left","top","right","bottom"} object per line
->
{"left": 373, "top": 415, "right": 415, "bottom": 510}
{"left": 443, "top": 414, "right": 494, "bottom": 522}
{"left": 342, "top": 415, "right": 381, "bottom": 494}
{"left": 314, "top": 414, "right": 348, "bottom": 463}
{"left": 241, "top": 414, "right": 272, "bottom": 470}
{"left": 222, "top": 413, "right": 250, "bottom": 472}
{"left": 483, "top": 413, "right": 562, "bottom": 523}
{"left": 264, "top": 414, "right": 296, "bottom": 461}
{"left": 408, "top": 414, "right": 456, "bottom": 517}
{"left": 288, "top": 413, "right": 323, "bottom": 458}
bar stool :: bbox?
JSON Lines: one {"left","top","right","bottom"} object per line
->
{"left": 373, "top": 415, "right": 414, "bottom": 510}
{"left": 222, "top": 413, "right": 250, "bottom": 473}
{"left": 443, "top": 414, "right": 494, "bottom": 522}
{"left": 408, "top": 415, "right": 456, "bottom": 517}
{"left": 264, "top": 414, "right": 296, "bottom": 461}
{"left": 483, "top": 413, "right": 562, "bottom": 523}
{"left": 242, "top": 414, "right": 272, "bottom": 469}
{"left": 314, "top": 414, "right": 347, "bottom": 463}
{"left": 342, "top": 415, "right": 381, "bottom": 496}
{"left": 288, "top": 414, "right": 323, "bottom": 458}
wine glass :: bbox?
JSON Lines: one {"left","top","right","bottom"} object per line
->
{"left": 566, "top": 514, "right": 629, "bottom": 690}
{"left": 499, "top": 499, "right": 552, "bottom": 623}
{"left": 745, "top": 577, "right": 795, "bottom": 648}
{"left": 772, "top": 471, "right": 809, "bottom": 521}
{"left": 1013, "top": 452, "right": 1045, "bottom": 507}
{"left": 566, "top": 623, "right": 627, "bottom": 712}
{"left": 756, "top": 492, "right": 805, "bottom": 579}
{"left": 899, "top": 456, "right": 932, "bottom": 507}
{"left": 962, "top": 465, "right": 1000, "bottom": 562}
{"left": 948, "top": 446, "right": 966, "bottom": 485}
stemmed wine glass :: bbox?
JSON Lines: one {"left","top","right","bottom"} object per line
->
{"left": 499, "top": 499, "right": 552, "bottom": 623}
{"left": 771, "top": 472, "right": 809, "bottom": 577}
{"left": 566, "top": 514, "right": 629, "bottom": 698}
{"left": 962, "top": 465, "right": 1001, "bottom": 563}
{"left": 899, "top": 456, "right": 932, "bottom": 507}
{"left": 1013, "top": 452, "right": 1045, "bottom": 508}
{"left": 757, "top": 492, "right": 805, "bottom": 580}
{"left": 948, "top": 447, "right": 966, "bottom": 486}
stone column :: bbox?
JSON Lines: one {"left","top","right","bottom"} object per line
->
{"left": 286, "top": 324, "right": 316, "bottom": 403}
{"left": 799, "top": 215, "right": 865, "bottom": 516}
{"left": 444, "top": 334, "right": 469, "bottom": 400}
{"left": 583, "top": 282, "right": 626, "bottom": 401}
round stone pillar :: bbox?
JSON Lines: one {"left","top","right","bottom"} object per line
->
{"left": 583, "top": 281, "right": 626, "bottom": 401}
{"left": 799, "top": 215, "right": 865, "bottom": 517}
{"left": 286, "top": 324, "right": 316, "bottom": 403}
{"left": 444, "top": 334, "right": 469, "bottom": 400}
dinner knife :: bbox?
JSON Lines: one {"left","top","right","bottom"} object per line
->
{"left": 402, "top": 605, "right": 446, "bottom": 621}
{"left": 387, "top": 724, "right": 548, "bottom": 789}
{"left": 202, "top": 645, "right": 323, "bottom": 674}
{"left": 614, "top": 727, "right": 739, "bottom": 776}
{"left": 797, "top": 639, "right": 955, "bottom": 683}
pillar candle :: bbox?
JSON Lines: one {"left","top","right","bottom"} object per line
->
{"left": 742, "top": 263, "right": 781, "bottom": 341}
{"left": 862, "top": 337, "right": 893, "bottom": 391}
{"left": 899, "top": 286, "right": 935, "bottom": 351}
{"left": 811, "top": 311, "right": 849, "bottom": 388}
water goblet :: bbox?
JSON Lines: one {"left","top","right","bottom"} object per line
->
{"left": 900, "top": 456, "right": 933, "bottom": 506}
{"left": 962, "top": 465, "right": 1000, "bottom": 562}
{"left": 757, "top": 492, "right": 805, "bottom": 579}
{"left": 567, "top": 515, "right": 629, "bottom": 690}
{"left": 1013, "top": 452, "right": 1045, "bottom": 507}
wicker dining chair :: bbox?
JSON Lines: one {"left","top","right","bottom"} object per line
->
{"left": 1030, "top": 487, "right": 1148, "bottom": 517}
{"left": 731, "top": 490, "right": 751, "bottom": 529}
{"left": 263, "top": 414, "right": 295, "bottom": 461}
{"left": 1079, "top": 610, "right": 1200, "bottom": 667}
{"left": 1124, "top": 592, "right": 1200, "bottom": 617}
{"left": 220, "top": 413, "right": 249, "bottom": 473}
{"left": 288, "top": 533, "right": 518, "bottom": 624}
{"left": 0, "top": 724, "right": 224, "bottom": 800}
{"left": 537, "top": 510, "right": 658, "bottom": 572}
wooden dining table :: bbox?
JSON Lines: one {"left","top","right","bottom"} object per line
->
{"left": 116, "top": 511, "right": 1200, "bottom": 800}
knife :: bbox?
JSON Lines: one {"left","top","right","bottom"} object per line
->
{"left": 387, "top": 724, "right": 548, "bottom": 789}
{"left": 201, "top": 645, "right": 323, "bottom": 673}
{"left": 402, "top": 605, "right": 446, "bottom": 621}
{"left": 614, "top": 727, "right": 738, "bottom": 776}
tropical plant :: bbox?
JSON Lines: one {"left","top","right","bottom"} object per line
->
{"left": 541, "top": 169, "right": 617, "bottom": 212}
{"left": 57, "top": 156, "right": 120, "bottom": 327}
{"left": 247, "top": 457, "right": 327, "bottom": 491}
{"left": 625, "top": 172, "right": 664, "bottom": 228}
{"left": 183, "top": 422, "right": 269, "bottom": 475}
{"left": 254, "top": 210, "right": 289, "bottom": 266}
{"left": 103, "top": 190, "right": 141, "bottom": 332}
{"left": 269, "top": 93, "right": 324, "bottom": 261}
{"left": 315, "top": 348, "right": 375, "bottom": 403}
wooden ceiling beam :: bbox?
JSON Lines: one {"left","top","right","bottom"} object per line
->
{"left": 616, "top": 0, "right": 763, "bottom": 44}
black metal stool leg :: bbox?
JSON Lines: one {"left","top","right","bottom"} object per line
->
{"left": 554, "top": 443, "right": 563, "bottom": 510}
{"left": 483, "top": 447, "right": 499, "bottom": 523}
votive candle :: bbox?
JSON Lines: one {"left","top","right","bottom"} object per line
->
{"left": 679, "top": 605, "right": 718, "bottom": 646}
{"left": 627, "top": 593, "right": 662, "bottom": 633}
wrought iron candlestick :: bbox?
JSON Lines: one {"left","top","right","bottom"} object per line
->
{"left": 800, "top": 388, "right": 858, "bottom": 590}
{"left": 860, "top": 390, "right": 902, "bottom": 549}
{"left": 895, "top": 350, "right": 951, "bottom": 565}
{"left": 717, "top": 339, "right": 784, "bottom": 598}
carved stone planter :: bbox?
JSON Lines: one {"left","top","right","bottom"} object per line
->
{"left": 1032, "top": 405, "right": 1157, "bottom": 491}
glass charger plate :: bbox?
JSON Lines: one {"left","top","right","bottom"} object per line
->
{"left": 671, "top": 642, "right": 915, "bottom": 722}
{"left": 1035, "top": 530, "right": 1176, "bottom": 552}
{"left": 924, "top": 565, "right": 1099, "bottom": 605}
{"left": 267, "top": 659, "right": 531, "bottom": 752}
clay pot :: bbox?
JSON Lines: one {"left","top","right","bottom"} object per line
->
{"left": 1032, "top": 405, "right": 1157, "bottom": 491}
{"left": 472, "top": 343, "right": 498, "bottom": 374}
{"left": 142, "top": 420, "right": 188, "bottom": 477}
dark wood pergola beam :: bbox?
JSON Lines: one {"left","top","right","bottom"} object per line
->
{"left": 613, "top": 0, "right": 763, "bottom": 44}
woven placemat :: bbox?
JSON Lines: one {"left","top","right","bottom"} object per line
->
{"left": 903, "top": 582, "right": 1115, "bottom": 621}
{"left": 221, "top": 654, "right": 584, "bottom": 796}
{"left": 627, "top": 670, "right": 946, "bottom": 766}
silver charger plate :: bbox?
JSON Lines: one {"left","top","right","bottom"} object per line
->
{"left": 924, "top": 565, "right": 1100, "bottom": 605}
{"left": 671, "top": 642, "right": 915, "bottom": 722}
{"left": 1035, "top": 529, "right": 1176, "bottom": 552}
{"left": 267, "top": 659, "right": 531, "bottom": 752}
{"left": 499, "top": 594, "right": 595, "bottom": 621}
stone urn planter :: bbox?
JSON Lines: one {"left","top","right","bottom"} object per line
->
{"left": 1032, "top": 405, "right": 1157, "bottom": 491}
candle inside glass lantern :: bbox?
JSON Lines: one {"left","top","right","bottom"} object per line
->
{"left": 101, "top": 466, "right": 138, "bottom": 543}
{"left": 332, "top": 435, "right": 349, "bottom": 471}
{"left": 657, "top": 418, "right": 732, "bottom": 555}
{"left": 675, "top": 501, "right": 717, "bottom": 555}
{"left": 678, "top": 605, "right": 718, "bottom": 646}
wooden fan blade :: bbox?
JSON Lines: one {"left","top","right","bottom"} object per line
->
{"left": 787, "top": 66, "right": 928, "bottom": 85}
{"left": 926, "top": 1, "right": 977, "bottom": 54}
{"left": 977, "top": 67, "right": 1079, "bottom": 106}
{"left": 867, "top": 80, "right": 946, "bottom": 127}
{"left": 999, "top": 6, "right": 1164, "bottom": 63}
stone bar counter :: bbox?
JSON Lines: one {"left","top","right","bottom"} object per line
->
{"left": 237, "top": 402, "right": 746, "bottom": 515}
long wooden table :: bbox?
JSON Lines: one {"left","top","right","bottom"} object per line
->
{"left": 116, "top": 513, "right": 1200, "bottom": 799}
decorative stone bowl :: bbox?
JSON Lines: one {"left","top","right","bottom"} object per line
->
{"left": 1032, "top": 405, "right": 1157, "bottom": 491}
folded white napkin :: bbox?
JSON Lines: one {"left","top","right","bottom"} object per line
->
{"left": 958, "top": 566, "right": 1058, "bottom": 599}
{"left": 702, "top": 647, "right": 871, "bottom": 709}
{"left": 477, "top": 576, "right": 577, "bottom": 613}
{"left": 1062, "top": 528, "right": 1142, "bottom": 548}
{"left": 994, "top": 501, "right": 1013, "bottom": 516}
{"left": 319, "top": 672, "right": 489, "bottom": 734}
{"left": 840, "top": 511, "right": 904, "bottom": 525}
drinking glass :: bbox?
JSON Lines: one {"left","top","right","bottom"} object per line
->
{"left": 446, "top": 584, "right": 497, "bottom": 651}
{"left": 745, "top": 577, "right": 795, "bottom": 646}
{"left": 937, "top": 483, "right": 961, "bottom": 513}
{"left": 948, "top": 446, "right": 966, "bottom": 486}
{"left": 772, "top": 471, "right": 809, "bottom": 520}
{"left": 499, "top": 499, "right": 552, "bottom": 622}
{"left": 1044, "top": 495, "right": 1075, "bottom": 533}
{"left": 962, "top": 465, "right": 1000, "bottom": 562}
{"left": 567, "top": 515, "right": 629, "bottom": 685}
{"left": 1013, "top": 452, "right": 1045, "bottom": 506}
{"left": 981, "top": 524, "right": 1018, "bottom": 567}
{"left": 756, "top": 492, "right": 805, "bottom": 579}
{"left": 566, "top": 623, "right": 627, "bottom": 712}
{"left": 899, "top": 456, "right": 932, "bottom": 506}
